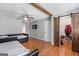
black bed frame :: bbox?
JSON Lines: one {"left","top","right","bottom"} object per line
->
{"left": 0, "top": 33, "right": 39, "bottom": 56}
{"left": 0, "top": 33, "right": 29, "bottom": 43}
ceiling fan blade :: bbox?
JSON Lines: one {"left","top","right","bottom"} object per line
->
{"left": 29, "top": 17, "right": 34, "bottom": 19}
{"left": 17, "top": 16, "right": 24, "bottom": 20}
{"left": 27, "top": 14, "right": 42, "bottom": 16}
{"left": 28, "top": 19, "right": 31, "bottom": 21}
{"left": 28, "top": 17, "right": 32, "bottom": 21}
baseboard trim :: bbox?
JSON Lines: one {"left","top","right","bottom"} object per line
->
{"left": 30, "top": 37, "right": 51, "bottom": 43}
{"left": 51, "top": 43, "right": 54, "bottom": 45}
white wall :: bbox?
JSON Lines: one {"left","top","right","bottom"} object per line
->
{"left": 0, "top": 15, "right": 23, "bottom": 35}
{"left": 25, "top": 21, "right": 31, "bottom": 37}
{"left": 0, "top": 15, "right": 31, "bottom": 35}
{"left": 0, "top": 3, "right": 32, "bottom": 35}
{"left": 50, "top": 16, "right": 54, "bottom": 45}
{"left": 44, "top": 19, "right": 51, "bottom": 42}
{"left": 30, "top": 17, "right": 51, "bottom": 42}
{"left": 31, "top": 20, "right": 44, "bottom": 40}
{"left": 60, "top": 16, "right": 72, "bottom": 36}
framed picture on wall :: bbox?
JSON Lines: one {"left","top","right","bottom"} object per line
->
{"left": 32, "top": 24, "right": 37, "bottom": 29}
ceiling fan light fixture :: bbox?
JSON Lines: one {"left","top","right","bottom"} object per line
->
{"left": 23, "top": 17, "right": 28, "bottom": 21}
{"left": 24, "top": 16, "right": 27, "bottom": 17}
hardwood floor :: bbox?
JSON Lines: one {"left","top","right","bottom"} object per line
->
{"left": 22, "top": 38, "right": 79, "bottom": 56}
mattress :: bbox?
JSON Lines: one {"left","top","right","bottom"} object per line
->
{"left": 0, "top": 41, "right": 30, "bottom": 56}
{"left": 8, "top": 35, "right": 27, "bottom": 39}
{"left": 17, "top": 35, "right": 27, "bottom": 39}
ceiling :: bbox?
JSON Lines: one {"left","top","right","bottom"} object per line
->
{"left": 0, "top": 3, "right": 79, "bottom": 21}
{"left": 40, "top": 3, "right": 79, "bottom": 16}
{"left": 0, "top": 3, "right": 49, "bottom": 21}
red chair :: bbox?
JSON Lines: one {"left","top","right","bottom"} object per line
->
{"left": 65, "top": 25, "right": 72, "bottom": 40}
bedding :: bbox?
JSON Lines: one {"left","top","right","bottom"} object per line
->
{"left": 0, "top": 41, "right": 30, "bottom": 56}
{"left": 0, "top": 35, "right": 8, "bottom": 38}
{"left": 0, "top": 34, "right": 39, "bottom": 56}
{"left": 6, "top": 35, "right": 27, "bottom": 39}
{"left": 17, "top": 35, "right": 27, "bottom": 39}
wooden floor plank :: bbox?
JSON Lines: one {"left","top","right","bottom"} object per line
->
{"left": 22, "top": 38, "right": 79, "bottom": 56}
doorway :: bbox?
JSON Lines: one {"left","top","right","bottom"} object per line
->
{"left": 60, "top": 16, "right": 72, "bottom": 45}
{"left": 54, "top": 16, "right": 72, "bottom": 46}
{"left": 54, "top": 13, "right": 79, "bottom": 53}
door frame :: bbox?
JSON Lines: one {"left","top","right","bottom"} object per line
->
{"left": 54, "top": 17, "right": 61, "bottom": 46}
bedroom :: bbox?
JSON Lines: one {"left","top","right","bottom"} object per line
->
{"left": 0, "top": 3, "right": 51, "bottom": 56}
{"left": 0, "top": 3, "right": 79, "bottom": 56}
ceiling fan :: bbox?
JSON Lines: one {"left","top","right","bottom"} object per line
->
{"left": 18, "top": 15, "right": 34, "bottom": 21}
{"left": 16, "top": 8, "right": 34, "bottom": 21}
{"left": 15, "top": 8, "right": 45, "bottom": 21}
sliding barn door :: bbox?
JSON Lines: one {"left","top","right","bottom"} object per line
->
{"left": 54, "top": 17, "right": 60, "bottom": 46}
{"left": 71, "top": 13, "right": 79, "bottom": 52}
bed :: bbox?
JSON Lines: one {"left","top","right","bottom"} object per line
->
{"left": 0, "top": 33, "right": 29, "bottom": 43}
{"left": 0, "top": 37, "right": 39, "bottom": 56}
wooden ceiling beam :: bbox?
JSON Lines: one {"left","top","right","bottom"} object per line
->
{"left": 30, "top": 3, "right": 53, "bottom": 16}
